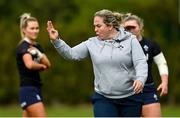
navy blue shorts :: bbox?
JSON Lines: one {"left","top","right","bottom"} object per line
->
{"left": 19, "top": 86, "right": 43, "bottom": 110}
{"left": 91, "top": 92, "right": 143, "bottom": 117}
{"left": 142, "top": 84, "right": 160, "bottom": 105}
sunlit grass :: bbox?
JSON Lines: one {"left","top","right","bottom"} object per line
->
{"left": 161, "top": 105, "right": 180, "bottom": 117}
{"left": 0, "top": 104, "right": 179, "bottom": 117}
{"left": 0, "top": 104, "right": 93, "bottom": 117}
{"left": 47, "top": 104, "right": 93, "bottom": 117}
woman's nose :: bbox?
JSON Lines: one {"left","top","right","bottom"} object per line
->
{"left": 94, "top": 28, "right": 97, "bottom": 32}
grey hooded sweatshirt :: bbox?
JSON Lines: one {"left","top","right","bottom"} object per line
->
{"left": 51, "top": 27, "right": 148, "bottom": 99}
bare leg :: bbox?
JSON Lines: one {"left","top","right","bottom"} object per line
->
{"left": 25, "top": 102, "right": 46, "bottom": 117}
{"left": 22, "top": 110, "right": 29, "bottom": 117}
{"left": 142, "top": 103, "right": 161, "bottom": 117}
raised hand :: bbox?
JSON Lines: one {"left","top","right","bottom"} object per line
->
{"left": 47, "top": 21, "right": 59, "bottom": 40}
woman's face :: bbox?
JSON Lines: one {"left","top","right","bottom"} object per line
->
{"left": 94, "top": 16, "right": 112, "bottom": 40}
{"left": 123, "top": 20, "right": 141, "bottom": 39}
{"left": 23, "top": 21, "right": 39, "bottom": 40}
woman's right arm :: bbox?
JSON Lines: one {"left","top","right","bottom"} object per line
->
{"left": 23, "top": 53, "right": 47, "bottom": 70}
{"left": 47, "top": 21, "right": 89, "bottom": 60}
{"left": 52, "top": 39, "right": 89, "bottom": 60}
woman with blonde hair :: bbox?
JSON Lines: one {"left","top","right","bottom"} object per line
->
{"left": 16, "top": 13, "right": 51, "bottom": 117}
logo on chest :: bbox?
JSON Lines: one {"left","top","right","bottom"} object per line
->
{"left": 143, "top": 45, "right": 149, "bottom": 60}
{"left": 143, "top": 45, "right": 149, "bottom": 51}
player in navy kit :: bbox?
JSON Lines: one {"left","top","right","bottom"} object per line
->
{"left": 122, "top": 13, "right": 169, "bottom": 117}
{"left": 16, "top": 13, "right": 51, "bottom": 117}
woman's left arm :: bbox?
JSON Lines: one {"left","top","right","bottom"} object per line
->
{"left": 28, "top": 47, "right": 51, "bottom": 69}
{"left": 131, "top": 37, "right": 148, "bottom": 93}
{"left": 40, "top": 54, "right": 51, "bottom": 69}
{"left": 153, "top": 52, "right": 169, "bottom": 96}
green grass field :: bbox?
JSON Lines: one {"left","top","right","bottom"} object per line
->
{"left": 0, "top": 104, "right": 179, "bottom": 117}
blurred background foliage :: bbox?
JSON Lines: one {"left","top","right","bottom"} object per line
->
{"left": 0, "top": 0, "right": 179, "bottom": 105}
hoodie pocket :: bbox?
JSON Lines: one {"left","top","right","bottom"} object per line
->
{"left": 95, "top": 71, "right": 134, "bottom": 96}
{"left": 95, "top": 73, "right": 112, "bottom": 94}
{"left": 110, "top": 71, "right": 133, "bottom": 94}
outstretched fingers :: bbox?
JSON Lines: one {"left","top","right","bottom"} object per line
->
{"left": 47, "top": 21, "right": 54, "bottom": 32}
{"left": 46, "top": 21, "right": 59, "bottom": 40}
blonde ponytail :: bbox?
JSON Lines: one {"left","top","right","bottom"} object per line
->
{"left": 20, "top": 13, "right": 31, "bottom": 39}
{"left": 19, "top": 13, "right": 37, "bottom": 39}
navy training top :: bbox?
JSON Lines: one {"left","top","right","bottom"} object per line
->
{"left": 16, "top": 40, "right": 44, "bottom": 87}
{"left": 139, "top": 37, "right": 161, "bottom": 85}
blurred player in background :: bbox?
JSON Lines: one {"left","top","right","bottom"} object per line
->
{"left": 16, "top": 13, "right": 51, "bottom": 117}
{"left": 122, "top": 13, "right": 169, "bottom": 117}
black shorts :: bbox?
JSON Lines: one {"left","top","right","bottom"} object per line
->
{"left": 19, "top": 86, "right": 42, "bottom": 110}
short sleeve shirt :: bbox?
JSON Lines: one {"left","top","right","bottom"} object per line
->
{"left": 16, "top": 40, "right": 44, "bottom": 87}
{"left": 139, "top": 37, "right": 161, "bottom": 84}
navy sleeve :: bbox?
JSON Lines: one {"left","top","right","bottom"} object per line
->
{"left": 17, "top": 42, "right": 30, "bottom": 56}
{"left": 150, "top": 40, "right": 161, "bottom": 57}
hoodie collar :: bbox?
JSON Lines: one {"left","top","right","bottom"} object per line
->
{"left": 98, "top": 27, "right": 131, "bottom": 43}
{"left": 113, "top": 27, "right": 131, "bottom": 43}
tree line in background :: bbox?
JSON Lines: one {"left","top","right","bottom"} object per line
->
{"left": 0, "top": 0, "right": 179, "bottom": 105}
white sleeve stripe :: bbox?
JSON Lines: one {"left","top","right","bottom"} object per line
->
{"left": 153, "top": 52, "right": 169, "bottom": 75}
